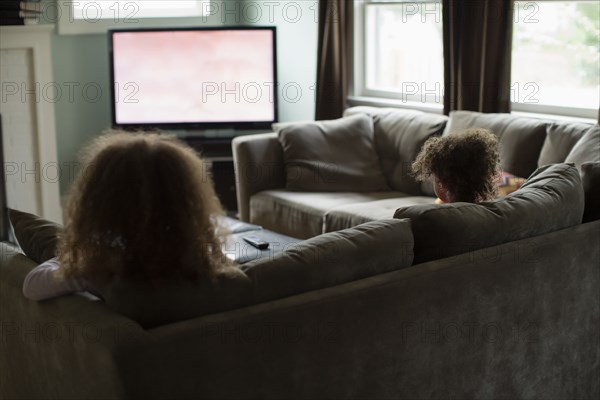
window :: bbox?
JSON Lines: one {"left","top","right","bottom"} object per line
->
{"left": 71, "top": 1, "right": 205, "bottom": 20}
{"left": 353, "top": 0, "right": 444, "bottom": 112}
{"left": 511, "top": 1, "right": 599, "bottom": 119}
{"left": 354, "top": 0, "right": 599, "bottom": 120}
{"left": 56, "top": 1, "right": 214, "bottom": 35}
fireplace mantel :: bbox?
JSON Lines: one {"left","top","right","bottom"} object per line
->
{"left": 1, "top": 25, "right": 62, "bottom": 223}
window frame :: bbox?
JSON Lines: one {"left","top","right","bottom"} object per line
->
{"left": 350, "top": 0, "right": 444, "bottom": 114}
{"left": 55, "top": 1, "right": 223, "bottom": 35}
{"left": 351, "top": 0, "right": 598, "bottom": 121}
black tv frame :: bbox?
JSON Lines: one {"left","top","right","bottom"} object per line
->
{"left": 108, "top": 26, "right": 278, "bottom": 131}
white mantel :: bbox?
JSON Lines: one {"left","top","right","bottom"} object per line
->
{"left": 0, "top": 24, "right": 63, "bottom": 223}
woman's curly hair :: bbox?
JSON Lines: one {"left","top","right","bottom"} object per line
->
{"left": 58, "top": 130, "right": 229, "bottom": 287}
{"left": 412, "top": 128, "right": 500, "bottom": 203}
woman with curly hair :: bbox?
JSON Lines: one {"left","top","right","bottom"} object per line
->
{"left": 22, "top": 131, "right": 250, "bottom": 327}
{"left": 412, "top": 128, "right": 501, "bottom": 203}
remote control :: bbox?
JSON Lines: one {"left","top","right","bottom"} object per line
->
{"left": 243, "top": 235, "right": 269, "bottom": 250}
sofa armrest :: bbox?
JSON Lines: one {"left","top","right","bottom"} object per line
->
{"left": 232, "top": 133, "right": 285, "bottom": 221}
{"left": 0, "top": 242, "right": 146, "bottom": 400}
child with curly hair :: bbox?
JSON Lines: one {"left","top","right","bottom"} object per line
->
{"left": 22, "top": 131, "right": 250, "bottom": 327}
{"left": 412, "top": 128, "right": 501, "bottom": 203}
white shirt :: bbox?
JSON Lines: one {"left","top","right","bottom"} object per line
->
{"left": 22, "top": 258, "right": 87, "bottom": 301}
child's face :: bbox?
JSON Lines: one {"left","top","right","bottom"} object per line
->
{"left": 433, "top": 176, "right": 450, "bottom": 203}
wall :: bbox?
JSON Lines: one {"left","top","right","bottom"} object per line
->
{"left": 239, "top": 0, "right": 318, "bottom": 122}
{"left": 34, "top": 0, "right": 105, "bottom": 195}
{"left": 50, "top": 33, "right": 110, "bottom": 195}
{"left": 40, "top": 0, "right": 317, "bottom": 195}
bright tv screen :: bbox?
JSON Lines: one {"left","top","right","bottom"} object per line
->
{"left": 109, "top": 27, "right": 277, "bottom": 130}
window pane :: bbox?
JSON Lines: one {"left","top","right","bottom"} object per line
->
{"left": 512, "top": 1, "right": 600, "bottom": 110}
{"left": 72, "top": 1, "right": 205, "bottom": 20}
{"left": 364, "top": 2, "right": 444, "bottom": 103}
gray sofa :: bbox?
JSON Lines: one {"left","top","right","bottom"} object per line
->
{"left": 2, "top": 218, "right": 599, "bottom": 399}
{"left": 233, "top": 106, "right": 600, "bottom": 239}
{"left": 2, "top": 106, "right": 600, "bottom": 399}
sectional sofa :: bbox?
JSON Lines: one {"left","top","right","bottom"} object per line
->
{"left": 1, "top": 107, "right": 599, "bottom": 399}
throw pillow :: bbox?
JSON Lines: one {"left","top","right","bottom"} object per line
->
{"left": 581, "top": 162, "right": 600, "bottom": 223}
{"left": 8, "top": 209, "right": 62, "bottom": 264}
{"left": 394, "top": 163, "right": 584, "bottom": 264}
{"left": 538, "top": 122, "right": 592, "bottom": 167}
{"left": 564, "top": 125, "right": 600, "bottom": 172}
{"left": 497, "top": 171, "right": 526, "bottom": 197}
{"left": 444, "top": 110, "right": 548, "bottom": 178}
{"left": 274, "top": 114, "right": 390, "bottom": 192}
{"left": 344, "top": 106, "right": 448, "bottom": 194}
{"left": 242, "top": 219, "right": 414, "bottom": 304}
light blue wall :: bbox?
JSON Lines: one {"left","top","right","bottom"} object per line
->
{"left": 35, "top": 0, "right": 110, "bottom": 195}
{"left": 50, "top": 33, "right": 111, "bottom": 195}
{"left": 43, "top": 0, "right": 317, "bottom": 195}
{"left": 240, "top": 0, "right": 318, "bottom": 122}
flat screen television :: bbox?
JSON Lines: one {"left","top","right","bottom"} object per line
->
{"left": 109, "top": 27, "right": 278, "bottom": 130}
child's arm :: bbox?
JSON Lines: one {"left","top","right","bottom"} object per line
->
{"left": 22, "top": 258, "right": 87, "bottom": 301}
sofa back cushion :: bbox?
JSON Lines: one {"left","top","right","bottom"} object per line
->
{"left": 538, "top": 122, "right": 594, "bottom": 167}
{"left": 444, "top": 111, "right": 548, "bottom": 178}
{"left": 274, "top": 114, "right": 389, "bottom": 192}
{"left": 102, "top": 266, "right": 253, "bottom": 329}
{"left": 344, "top": 106, "right": 448, "bottom": 194}
{"left": 565, "top": 125, "right": 600, "bottom": 171}
{"left": 8, "top": 208, "right": 62, "bottom": 264}
{"left": 243, "top": 219, "right": 414, "bottom": 303}
{"left": 394, "top": 163, "right": 584, "bottom": 264}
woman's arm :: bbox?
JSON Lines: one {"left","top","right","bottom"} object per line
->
{"left": 22, "top": 258, "right": 87, "bottom": 301}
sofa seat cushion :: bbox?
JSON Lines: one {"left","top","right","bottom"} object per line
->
{"left": 250, "top": 190, "right": 405, "bottom": 239}
{"left": 242, "top": 219, "right": 414, "bottom": 304}
{"left": 324, "top": 197, "right": 436, "bottom": 233}
{"left": 444, "top": 110, "right": 548, "bottom": 178}
{"left": 274, "top": 114, "right": 389, "bottom": 192}
{"left": 344, "top": 106, "right": 448, "bottom": 194}
{"left": 394, "top": 163, "right": 584, "bottom": 264}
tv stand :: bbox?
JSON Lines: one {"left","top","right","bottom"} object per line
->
{"left": 185, "top": 128, "right": 237, "bottom": 138}
{"left": 183, "top": 137, "right": 237, "bottom": 214}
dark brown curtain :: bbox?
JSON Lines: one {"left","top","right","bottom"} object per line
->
{"left": 316, "top": 0, "right": 353, "bottom": 120}
{"left": 0, "top": 115, "right": 8, "bottom": 241}
{"left": 443, "top": 0, "right": 514, "bottom": 114}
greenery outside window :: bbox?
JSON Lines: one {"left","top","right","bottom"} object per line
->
{"left": 511, "top": 1, "right": 599, "bottom": 119}
{"left": 353, "top": 0, "right": 598, "bottom": 120}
